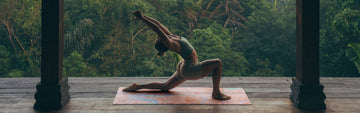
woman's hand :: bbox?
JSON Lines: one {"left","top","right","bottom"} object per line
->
{"left": 131, "top": 10, "right": 144, "bottom": 20}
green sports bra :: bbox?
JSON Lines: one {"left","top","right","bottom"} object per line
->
{"left": 178, "top": 37, "right": 194, "bottom": 59}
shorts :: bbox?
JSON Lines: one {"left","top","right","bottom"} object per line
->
{"left": 177, "top": 59, "right": 205, "bottom": 80}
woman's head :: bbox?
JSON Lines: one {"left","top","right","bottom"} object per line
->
{"left": 155, "top": 38, "right": 169, "bottom": 56}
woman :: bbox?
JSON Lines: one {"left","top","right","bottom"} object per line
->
{"left": 123, "top": 11, "right": 230, "bottom": 100}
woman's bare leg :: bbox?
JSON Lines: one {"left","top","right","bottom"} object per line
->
{"left": 123, "top": 71, "right": 185, "bottom": 92}
{"left": 200, "top": 59, "right": 231, "bottom": 100}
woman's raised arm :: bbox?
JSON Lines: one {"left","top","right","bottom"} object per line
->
{"left": 143, "top": 15, "right": 172, "bottom": 35}
{"left": 132, "top": 11, "right": 173, "bottom": 48}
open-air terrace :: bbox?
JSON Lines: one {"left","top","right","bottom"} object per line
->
{"left": 1, "top": 77, "right": 359, "bottom": 113}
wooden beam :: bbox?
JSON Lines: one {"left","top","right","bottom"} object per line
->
{"left": 295, "top": 0, "right": 320, "bottom": 85}
{"left": 34, "top": 0, "right": 70, "bottom": 111}
{"left": 290, "top": 0, "right": 326, "bottom": 110}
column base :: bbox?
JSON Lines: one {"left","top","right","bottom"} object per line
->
{"left": 34, "top": 78, "right": 70, "bottom": 111}
{"left": 290, "top": 78, "right": 326, "bottom": 110}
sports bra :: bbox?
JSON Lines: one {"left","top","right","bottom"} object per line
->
{"left": 178, "top": 37, "right": 194, "bottom": 59}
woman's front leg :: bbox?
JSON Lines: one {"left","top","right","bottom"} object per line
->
{"left": 123, "top": 71, "right": 184, "bottom": 92}
{"left": 200, "top": 59, "right": 231, "bottom": 100}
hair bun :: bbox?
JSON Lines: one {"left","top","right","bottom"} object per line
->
{"left": 155, "top": 38, "right": 169, "bottom": 57}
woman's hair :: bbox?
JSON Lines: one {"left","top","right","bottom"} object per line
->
{"left": 155, "top": 38, "right": 169, "bottom": 56}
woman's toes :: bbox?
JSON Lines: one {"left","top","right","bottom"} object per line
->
{"left": 212, "top": 93, "right": 231, "bottom": 100}
{"left": 122, "top": 83, "right": 138, "bottom": 92}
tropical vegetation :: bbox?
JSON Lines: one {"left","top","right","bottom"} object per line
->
{"left": 0, "top": 0, "right": 359, "bottom": 77}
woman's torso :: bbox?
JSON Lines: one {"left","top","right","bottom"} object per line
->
{"left": 178, "top": 37, "right": 195, "bottom": 60}
{"left": 169, "top": 36, "right": 204, "bottom": 80}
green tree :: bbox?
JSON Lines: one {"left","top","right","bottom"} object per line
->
{"left": 347, "top": 43, "right": 360, "bottom": 74}
{"left": 251, "top": 58, "right": 284, "bottom": 77}
{"left": 63, "top": 52, "right": 97, "bottom": 77}
{"left": 204, "top": 0, "right": 247, "bottom": 31}
{"left": 5, "top": 0, "right": 359, "bottom": 78}
{"left": 1, "top": 0, "right": 42, "bottom": 77}
{"left": 191, "top": 22, "right": 249, "bottom": 76}
{"left": 320, "top": 0, "right": 360, "bottom": 77}
{"left": 0, "top": 45, "right": 10, "bottom": 77}
{"left": 234, "top": 0, "right": 296, "bottom": 76}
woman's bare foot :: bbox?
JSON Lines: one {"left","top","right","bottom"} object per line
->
{"left": 122, "top": 83, "right": 139, "bottom": 92}
{"left": 212, "top": 92, "right": 231, "bottom": 100}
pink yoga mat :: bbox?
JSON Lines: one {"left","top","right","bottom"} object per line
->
{"left": 113, "top": 87, "right": 251, "bottom": 104}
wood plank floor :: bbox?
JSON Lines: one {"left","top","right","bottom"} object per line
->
{"left": 0, "top": 77, "right": 359, "bottom": 113}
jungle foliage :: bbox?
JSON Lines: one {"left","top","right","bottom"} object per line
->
{"left": 0, "top": 0, "right": 359, "bottom": 77}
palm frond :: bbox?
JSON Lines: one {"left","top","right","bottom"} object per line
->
{"left": 65, "top": 18, "right": 95, "bottom": 55}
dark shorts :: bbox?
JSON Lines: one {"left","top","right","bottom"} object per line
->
{"left": 177, "top": 60, "right": 205, "bottom": 80}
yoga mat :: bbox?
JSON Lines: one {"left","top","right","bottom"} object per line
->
{"left": 113, "top": 87, "right": 251, "bottom": 104}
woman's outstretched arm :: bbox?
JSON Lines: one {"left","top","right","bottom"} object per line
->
{"left": 143, "top": 15, "right": 172, "bottom": 35}
{"left": 132, "top": 11, "right": 173, "bottom": 48}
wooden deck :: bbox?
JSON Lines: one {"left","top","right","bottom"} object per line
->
{"left": 0, "top": 77, "right": 359, "bottom": 113}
